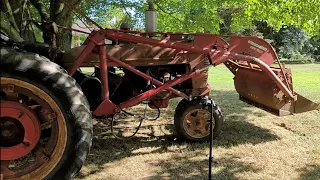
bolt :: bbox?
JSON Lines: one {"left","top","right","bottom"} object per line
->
{"left": 22, "top": 141, "right": 30, "bottom": 147}
{"left": 42, "top": 156, "right": 49, "bottom": 161}
{"left": 18, "top": 112, "right": 24, "bottom": 119}
{"left": 47, "top": 113, "right": 57, "bottom": 121}
{"left": 2, "top": 84, "right": 14, "bottom": 93}
{"left": 40, "top": 153, "right": 50, "bottom": 162}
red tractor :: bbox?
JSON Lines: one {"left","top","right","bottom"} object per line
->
{"left": 1, "top": 6, "right": 319, "bottom": 180}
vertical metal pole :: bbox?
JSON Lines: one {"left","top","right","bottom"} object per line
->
{"left": 99, "top": 45, "right": 109, "bottom": 100}
{"left": 209, "top": 99, "right": 214, "bottom": 180}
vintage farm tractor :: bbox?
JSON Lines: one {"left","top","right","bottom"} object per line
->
{"left": 1, "top": 3, "right": 320, "bottom": 180}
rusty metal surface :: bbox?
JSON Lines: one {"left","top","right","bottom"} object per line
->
{"left": 294, "top": 94, "right": 320, "bottom": 113}
{"left": 62, "top": 38, "right": 211, "bottom": 98}
{"left": 234, "top": 65, "right": 320, "bottom": 116}
{"left": 190, "top": 56, "right": 211, "bottom": 96}
{"left": 184, "top": 109, "right": 211, "bottom": 138}
{"left": 227, "top": 36, "right": 279, "bottom": 66}
{"left": 62, "top": 44, "right": 195, "bottom": 67}
{"left": 234, "top": 66, "right": 293, "bottom": 115}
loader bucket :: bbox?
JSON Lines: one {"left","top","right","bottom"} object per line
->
{"left": 233, "top": 65, "right": 320, "bottom": 116}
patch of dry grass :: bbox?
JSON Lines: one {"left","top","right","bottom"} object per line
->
{"left": 75, "top": 65, "right": 320, "bottom": 180}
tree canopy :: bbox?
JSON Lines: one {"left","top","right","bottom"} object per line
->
{"left": 1, "top": 0, "right": 319, "bottom": 60}
{"left": 80, "top": 0, "right": 320, "bottom": 37}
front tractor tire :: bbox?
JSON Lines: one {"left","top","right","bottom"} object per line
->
{"left": 174, "top": 98, "right": 223, "bottom": 142}
{"left": 0, "top": 48, "right": 93, "bottom": 180}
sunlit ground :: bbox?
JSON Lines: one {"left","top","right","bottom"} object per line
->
{"left": 75, "top": 64, "right": 320, "bottom": 180}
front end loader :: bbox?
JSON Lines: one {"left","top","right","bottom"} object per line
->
{"left": 60, "top": 27, "right": 320, "bottom": 141}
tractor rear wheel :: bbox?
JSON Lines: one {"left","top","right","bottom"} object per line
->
{"left": 174, "top": 99, "right": 223, "bottom": 142}
{"left": 0, "top": 48, "right": 93, "bottom": 180}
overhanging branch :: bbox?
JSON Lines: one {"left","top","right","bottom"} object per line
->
{"left": 1, "top": 0, "right": 19, "bottom": 32}
{"left": 29, "top": 0, "right": 50, "bottom": 21}
{"left": 0, "top": 11, "right": 24, "bottom": 42}
{"left": 154, "top": 2, "right": 188, "bottom": 30}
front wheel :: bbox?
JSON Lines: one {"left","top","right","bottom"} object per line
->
{"left": 0, "top": 48, "right": 93, "bottom": 179}
{"left": 174, "top": 98, "right": 223, "bottom": 142}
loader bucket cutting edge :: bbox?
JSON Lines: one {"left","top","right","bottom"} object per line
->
{"left": 294, "top": 93, "right": 320, "bottom": 114}
{"left": 233, "top": 65, "right": 320, "bottom": 116}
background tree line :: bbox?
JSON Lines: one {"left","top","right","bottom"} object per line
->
{"left": 1, "top": 0, "right": 319, "bottom": 62}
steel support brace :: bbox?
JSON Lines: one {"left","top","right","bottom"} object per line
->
{"left": 68, "top": 31, "right": 105, "bottom": 76}
{"left": 106, "top": 54, "right": 188, "bottom": 99}
{"left": 218, "top": 52, "right": 295, "bottom": 100}
{"left": 105, "top": 29, "right": 213, "bottom": 54}
{"left": 99, "top": 45, "right": 109, "bottom": 100}
{"left": 119, "top": 68, "right": 207, "bottom": 109}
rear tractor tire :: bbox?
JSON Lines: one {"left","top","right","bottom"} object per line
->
{"left": 0, "top": 48, "right": 93, "bottom": 180}
{"left": 174, "top": 98, "right": 223, "bottom": 142}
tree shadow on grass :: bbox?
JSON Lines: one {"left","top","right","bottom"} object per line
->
{"left": 76, "top": 90, "right": 278, "bottom": 179}
{"left": 299, "top": 165, "right": 320, "bottom": 180}
{"left": 146, "top": 155, "right": 262, "bottom": 180}
{"left": 209, "top": 90, "right": 268, "bottom": 117}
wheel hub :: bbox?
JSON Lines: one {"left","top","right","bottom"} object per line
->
{"left": 1, "top": 117, "right": 25, "bottom": 147}
{"left": 0, "top": 101, "right": 41, "bottom": 160}
{"left": 184, "top": 109, "right": 212, "bottom": 138}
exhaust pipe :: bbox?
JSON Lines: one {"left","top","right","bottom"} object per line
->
{"left": 145, "top": 0, "right": 157, "bottom": 33}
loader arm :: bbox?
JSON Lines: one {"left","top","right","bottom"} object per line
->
{"left": 104, "top": 30, "right": 320, "bottom": 116}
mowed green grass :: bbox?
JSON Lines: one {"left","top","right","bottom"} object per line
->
{"left": 75, "top": 64, "right": 320, "bottom": 180}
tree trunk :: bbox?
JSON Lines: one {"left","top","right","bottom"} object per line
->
{"left": 12, "top": 0, "right": 36, "bottom": 42}
{"left": 50, "top": 0, "right": 75, "bottom": 51}
{"left": 218, "top": 11, "right": 232, "bottom": 34}
{"left": 1, "top": 0, "right": 81, "bottom": 51}
{"left": 29, "top": 0, "right": 51, "bottom": 43}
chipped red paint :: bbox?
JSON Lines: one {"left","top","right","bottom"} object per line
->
{"left": 0, "top": 101, "right": 41, "bottom": 160}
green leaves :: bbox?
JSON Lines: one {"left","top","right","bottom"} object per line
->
{"left": 76, "top": 0, "right": 319, "bottom": 37}
{"left": 154, "top": 0, "right": 223, "bottom": 32}
{"left": 240, "top": 0, "right": 320, "bottom": 36}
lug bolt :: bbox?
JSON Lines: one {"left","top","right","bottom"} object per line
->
{"left": 18, "top": 112, "right": 24, "bottom": 119}
{"left": 22, "top": 141, "right": 30, "bottom": 147}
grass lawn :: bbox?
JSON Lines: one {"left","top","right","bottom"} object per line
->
{"left": 75, "top": 64, "right": 320, "bottom": 180}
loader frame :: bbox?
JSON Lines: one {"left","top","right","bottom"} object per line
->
{"left": 66, "top": 29, "right": 295, "bottom": 117}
